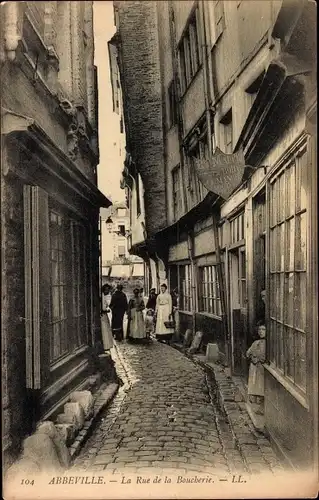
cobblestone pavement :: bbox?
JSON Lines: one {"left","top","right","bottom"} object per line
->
{"left": 72, "top": 339, "right": 279, "bottom": 476}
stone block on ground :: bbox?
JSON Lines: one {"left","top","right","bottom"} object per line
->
{"left": 64, "top": 402, "right": 85, "bottom": 431}
{"left": 69, "top": 390, "right": 94, "bottom": 419}
{"left": 55, "top": 423, "right": 76, "bottom": 445}
{"left": 183, "top": 329, "right": 193, "bottom": 348}
{"left": 56, "top": 412, "right": 78, "bottom": 430}
{"left": 20, "top": 432, "right": 63, "bottom": 473}
{"left": 189, "top": 331, "right": 203, "bottom": 354}
{"left": 36, "top": 421, "right": 71, "bottom": 468}
{"left": 206, "top": 343, "right": 219, "bottom": 363}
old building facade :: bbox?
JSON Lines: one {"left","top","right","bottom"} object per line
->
{"left": 112, "top": 0, "right": 317, "bottom": 471}
{"left": 100, "top": 202, "right": 144, "bottom": 293}
{"left": 1, "top": 1, "right": 111, "bottom": 464}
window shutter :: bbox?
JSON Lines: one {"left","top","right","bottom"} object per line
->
{"left": 24, "top": 186, "right": 50, "bottom": 389}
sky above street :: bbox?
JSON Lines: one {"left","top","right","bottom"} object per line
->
{"left": 94, "top": 1, "right": 125, "bottom": 203}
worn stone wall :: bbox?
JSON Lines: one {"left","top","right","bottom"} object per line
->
{"left": 1, "top": 156, "right": 30, "bottom": 459}
{"left": 116, "top": 1, "right": 167, "bottom": 236}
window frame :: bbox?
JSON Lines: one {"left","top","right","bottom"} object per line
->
{"left": 49, "top": 210, "right": 69, "bottom": 362}
{"left": 187, "top": 133, "right": 209, "bottom": 203}
{"left": 267, "top": 142, "right": 308, "bottom": 396}
{"left": 179, "top": 263, "right": 193, "bottom": 313}
{"left": 178, "top": 6, "right": 202, "bottom": 96}
{"left": 198, "top": 264, "right": 222, "bottom": 318}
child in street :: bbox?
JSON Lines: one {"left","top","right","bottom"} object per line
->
{"left": 145, "top": 308, "right": 155, "bottom": 341}
{"left": 246, "top": 322, "right": 266, "bottom": 413}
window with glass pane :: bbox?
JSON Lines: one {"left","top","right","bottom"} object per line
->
{"left": 239, "top": 249, "right": 247, "bottom": 308}
{"left": 179, "top": 264, "right": 192, "bottom": 312}
{"left": 199, "top": 265, "right": 221, "bottom": 316}
{"left": 50, "top": 211, "right": 68, "bottom": 361}
{"left": 268, "top": 145, "right": 308, "bottom": 391}
{"left": 230, "top": 212, "right": 245, "bottom": 244}
{"left": 71, "top": 222, "right": 88, "bottom": 349}
{"left": 178, "top": 7, "right": 201, "bottom": 94}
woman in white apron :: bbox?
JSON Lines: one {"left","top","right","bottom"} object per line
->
{"left": 155, "top": 284, "right": 175, "bottom": 343}
{"left": 127, "top": 288, "right": 146, "bottom": 342}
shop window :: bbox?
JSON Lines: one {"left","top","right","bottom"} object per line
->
{"left": 49, "top": 211, "right": 68, "bottom": 361}
{"left": 71, "top": 222, "right": 88, "bottom": 349}
{"left": 179, "top": 264, "right": 192, "bottom": 312}
{"left": 199, "top": 265, "right": 222, "bottom": 317}
{"left": 268, "top": 145, "right": 308, "bottom": 392}
{"left": 50, "top": 210, "right": 89, "bottom": 362}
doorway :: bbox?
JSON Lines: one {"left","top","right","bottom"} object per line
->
{"left": 253, "top": 189, "right": 266, "bottom": 329}
{"left": 229, "top": 246, "right": 248, "bottom": 378}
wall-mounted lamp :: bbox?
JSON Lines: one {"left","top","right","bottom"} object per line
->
{"left": 106, "top": 217, "right": 113, "bottom": 232}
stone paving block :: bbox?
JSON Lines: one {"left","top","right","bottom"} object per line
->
{"left": 71, "top": 340, "right": 279, "bottom": 477}
{"left": 94, "top": 454, "right": 114, "bottom": 465}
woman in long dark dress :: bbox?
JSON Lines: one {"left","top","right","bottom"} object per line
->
{"left": 109, "top": 284, "right": 128, "bottom": 341}
{"left": 146, "top": 288, "right": 157, "bottom": 311}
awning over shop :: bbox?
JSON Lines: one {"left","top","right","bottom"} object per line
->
{"left": 110, "top": 264, "right": 131, "bottom": 278}
{"left": 132, "top": 263, "right": 144, "bottom": 277}
{"left": 102, "top": 266, "right": 111, "bottom": 276}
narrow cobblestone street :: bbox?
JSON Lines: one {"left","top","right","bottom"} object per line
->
{"left": 72, "top": 338, "right": 280, "bottom": 477}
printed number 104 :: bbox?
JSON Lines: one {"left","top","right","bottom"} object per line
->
{"left": 21, "top": 479, "right": 34, "bottom": 485}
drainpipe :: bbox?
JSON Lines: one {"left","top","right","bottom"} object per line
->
{"left": 187, "top": 230, "right": 197, "bottom": 335}
{"left": 200, "top": 1, "right": 231, "bottom": 368}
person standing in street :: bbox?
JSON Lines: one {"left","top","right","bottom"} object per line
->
{"left": 144, "top": 309, "right": 155, "bottom": 341}
{"left": 127, "top": 288, "right": 146, "bottom": 342}
{"left": 155, "top": 283, "right": 175, "bottom": 343}
{"left": 100, "top": 284, "right": 114, "bottom": 351}
{"left": 146, "top": 288, "right": 157, "bottom": 311}
{"left": 109, "top": 284, "right": 128, "bottom": 342}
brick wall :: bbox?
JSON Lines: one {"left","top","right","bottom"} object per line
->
{"left": 117, "top": 1, "right": 167, "bottom": 236}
